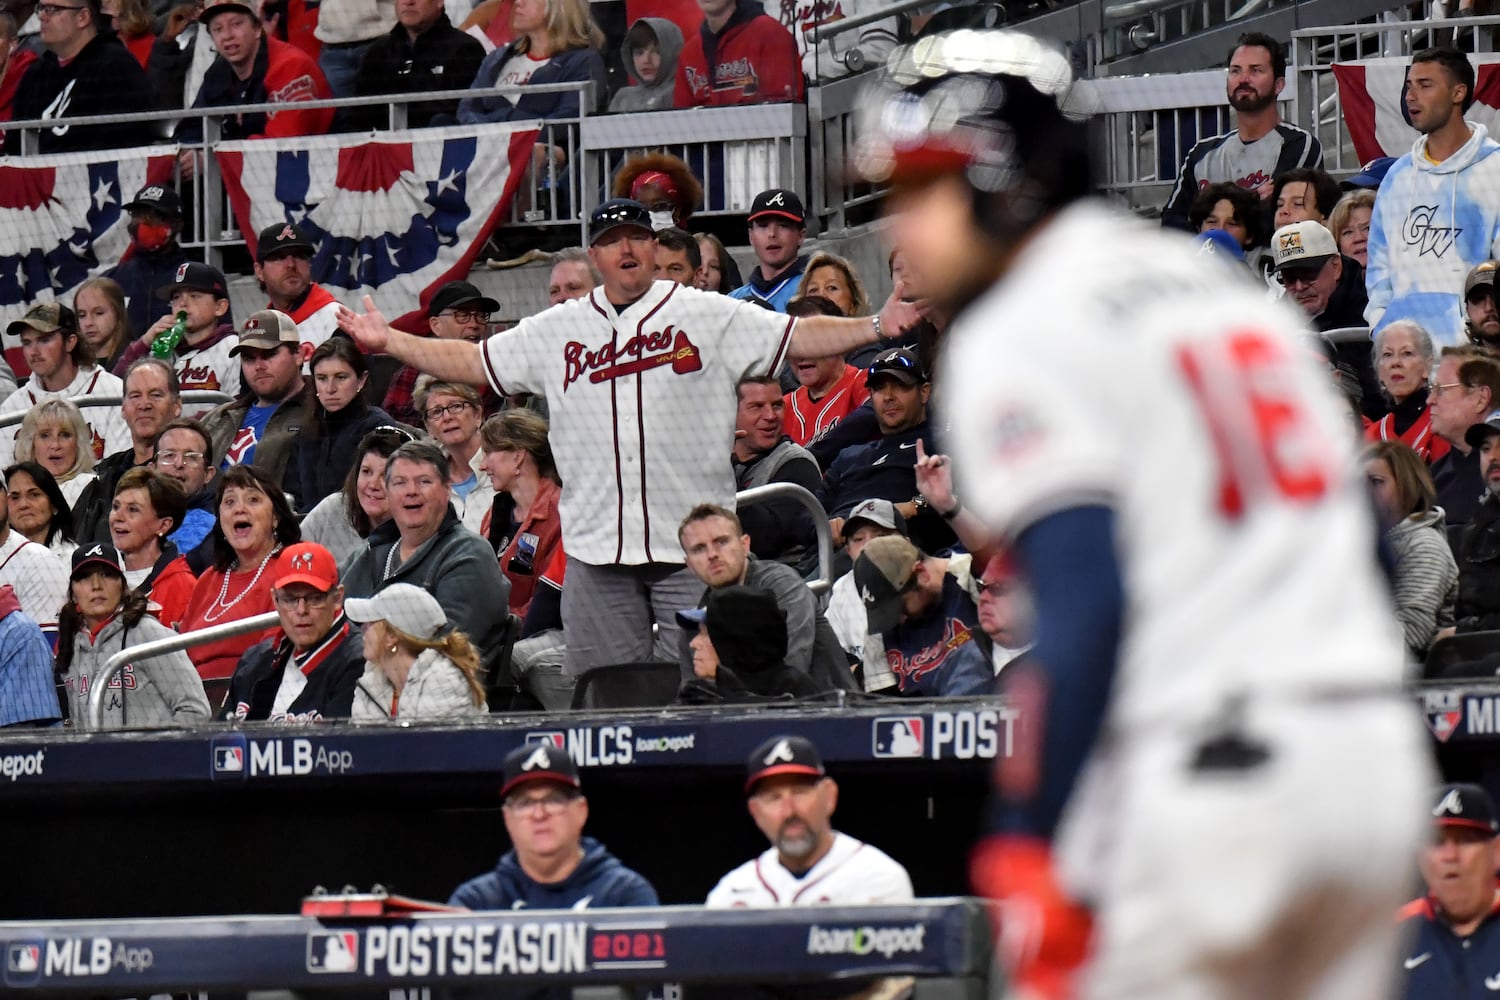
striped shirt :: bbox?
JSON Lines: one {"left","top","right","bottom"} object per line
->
{"left": 1161, "top": 121, "right": 1323, "bottom": 230}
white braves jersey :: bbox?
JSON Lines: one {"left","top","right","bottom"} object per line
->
{"left": 776, "top": 0, "right": 898, "bottom": 80}
{"left": 0, "top": 530, "right": 68, "bottom": 635}
{"left": 175, "top": 335, "right": 241, "bottom": 418}
{"left": 481, "top": 280, "right": 795, "bottom": 565}
{"left": 942, "top": 202, "right": 1405, "bottom": 735}
{"left": 0, "top": 366, "right": 131, "bottom": 468}
{"left": 705, "top": 832, "right": 913, "bottom": 907}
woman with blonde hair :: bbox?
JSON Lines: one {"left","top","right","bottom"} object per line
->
{"left": 415, "top": 376, "right": 493, "bottom": 535}
{"left": 457, "top": 0, "right": 607, "bottom": 123}
{"left": 16, "top": 399, "right": 98, "bottom": 510}
{"left": 795, "top": 251, "right": 871, "bottom": 317}
{"left": 1364, "top": 440, "right": 1457, "bottom": 658}
{"left": 1327, "top": 189, "right": 1376, "bottom": 269}
{"left": 348, "top": 583, "right": 487, "bottom": 720}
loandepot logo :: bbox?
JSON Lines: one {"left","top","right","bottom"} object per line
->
{"left": 806, "top": 924, "right": 926, "bottom": 959}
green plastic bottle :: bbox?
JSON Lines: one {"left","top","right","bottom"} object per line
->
{"left": 151, "top": 310, "right": 189, "bottom": 359}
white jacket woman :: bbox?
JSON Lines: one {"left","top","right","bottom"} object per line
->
{"left": 345, "top": 583, "right": 487, "bottom": 722}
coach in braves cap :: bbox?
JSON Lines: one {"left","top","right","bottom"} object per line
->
{"left": 1402, "top": 782, "right": 1500, "bottom": 975}
{"left": 447, "top": 741, "right": 659, "bottom": 910}
{"left": 701, "top": 735, "right": 913, "bottom": 906}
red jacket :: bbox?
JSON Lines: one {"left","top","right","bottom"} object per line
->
{"left": 144, "top": 554, "right": 199, "bottom": 631}
{"left": 1365, "top": 405, "right": 1450, "bottom": 464}
{"left": 784, "top": 363, "right": 869, "bottom": 446}
{"left": 0, "top": 48, "right": 37, "bottom": 124}
{"left": 674, "top": 0, "right": 803, "bottom": 107}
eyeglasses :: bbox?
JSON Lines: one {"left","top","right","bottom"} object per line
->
{"left": 36, "top": 4, "right": 85, "bottom": 15}
{"left": 424, "top": 401, "right": 472, "bottom": 421}
{"left": 154, "top": 449, "right": 206, "bottom": 467}
{"left": 439, "top": 310, "right": 491, "bottom": 325}
{"left": 1430, "top": 382, "right": 1467, "bottom": 397}
{"left": 502, "top": 790, "right": 576, "bottom": 815}
{"left": 273, "top": 590, "right": 335, "bottom": 609}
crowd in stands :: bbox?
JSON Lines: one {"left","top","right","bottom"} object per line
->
{"left": 1162, "top": 34, "right": 1500, "bottom": 673}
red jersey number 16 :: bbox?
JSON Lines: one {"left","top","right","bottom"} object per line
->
{"left": 1176, "top": 331, "right": 1333, "bottom": 520}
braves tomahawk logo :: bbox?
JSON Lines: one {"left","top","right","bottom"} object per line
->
{"left": 562, "top": 327, "right": 703, "bottom": 391}
{"left": 521, "top": 744, "right": 553, "bottom": 771}
{"left": 762, "top": 738, "right": 795, "bottom": 765}
{"left": 1403, "top": 205, "right": 1463, "bottom": 258}
{"left": 1433, "top": 787, "right": 1465, "bottom": 818}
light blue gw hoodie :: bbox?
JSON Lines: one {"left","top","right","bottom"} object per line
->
{"left": 1366, "top": 122, "right": 1500, "bottom": 346}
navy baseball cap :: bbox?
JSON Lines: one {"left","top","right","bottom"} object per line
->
{"left": 157, "top": 261, "right": 229, "bottom": 300}
{"left": 867, "top": 347, "right": 926, "bottom": 386}
{"left": 1433, "top": 783, "right": 1499, "bottom": 835}
{"left": 589, "top": 199, "right": 655, "bottom": 246}
{"left": 257, "top": 222, "right": 315, "bottom": 259}
{"left": 124, "top": 184, "right": 183, "bottom": 219}
{"left": 71, "top": 542, "right": 125, "bottom": 580}
{"left": 500, "top": 742, "right": 581, "bottom": 798}
{"left": 427, "top": 280, "right": 499, "bottom": 318}
{"left": 748, "top": 189, "right": 806, "bottom": 226}
{"left": 1341, "top": 157, "right": 1396, "bottom": 190}
{"left": 745, "top": 735, "right": 825, "bottom": 793}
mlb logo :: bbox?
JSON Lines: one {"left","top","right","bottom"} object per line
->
{"left": 5, "top": 943, "right": 42, "bottom": 985}
{"left": 1424, "top": 690, "right": 1464, "bottom": 743}
{"left": 872, "top": 717, "right": 925, "bottom": 758}
{"left": 211, "top": 735, "right": 248, "bottom": 780}
{"left": 526, "top": 731, "right": 566, "bottom": 749}
{"left": 306, "top": 932, "right": 360, "bottom": 973}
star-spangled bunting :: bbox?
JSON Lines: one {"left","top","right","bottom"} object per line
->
{"left": 216, "top": 124, "right": 540, "bottom": 333}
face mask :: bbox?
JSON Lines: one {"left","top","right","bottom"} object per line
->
{"left": 133, "top": 221, "right": 174, "bottom": 253}
{"left": 649, "top": 211, "right": 675, "bottom": 232}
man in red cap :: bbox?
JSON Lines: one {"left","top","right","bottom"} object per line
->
{"left": 449, "top": 741, "right": 658, "bottom": 910}
{"left": 219, "top": 541, "right": 363, "bottom": 722}
{"left": 1399, "top": 783, "right": 1500, "bottom": 999}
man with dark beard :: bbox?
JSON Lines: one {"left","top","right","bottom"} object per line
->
{"left": 1161, "top": 32, "right": 1323, "bottom": 231}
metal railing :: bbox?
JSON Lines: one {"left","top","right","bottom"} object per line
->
{"left": 0, "top": 390, "right": 235, "bottom": 431}
{"left": 737, "top": 482, "right": 835, "bottom": 596}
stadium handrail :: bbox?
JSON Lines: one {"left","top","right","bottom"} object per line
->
{"left": 0, "top": 899, "right": 992, "bottom": 992}
{"left": 85, "top": 482, "right": 834, "bottom": 727}
{"left": 0, "top": 391, "right": 236, "bottom": 432}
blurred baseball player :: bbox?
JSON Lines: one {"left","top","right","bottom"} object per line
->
{"left": 854, "top": 29, "right": 1431, "bottom": 1000}
{"left": 338, "top": 200, "right": 917, "bottom": 676}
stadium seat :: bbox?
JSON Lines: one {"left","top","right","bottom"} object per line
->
{"left": 570, "top": 662, "right": 681, "bottom": 710}
{"left": 484, "top": 614, "right": 528, "bottom": 711}
{"left": 1424, "top": 629, "right": 1500, "bottom": 680}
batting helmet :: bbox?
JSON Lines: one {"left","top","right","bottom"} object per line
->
{"left": 853, "top": 30, "right": 1095, "bottom": 243}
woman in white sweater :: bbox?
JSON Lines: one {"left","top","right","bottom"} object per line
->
{"left": 56, "top": 543, "right": 211, "bottom": 729}
{"left": 346, "top": 583, "right": 487, "bottom": 721}
{"left": 1365, "top": 440, "right": 1459, "bottom": 659}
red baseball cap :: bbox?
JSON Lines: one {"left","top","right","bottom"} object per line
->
{"left": 273, "top": 543, "right": 339, "bottom": 592}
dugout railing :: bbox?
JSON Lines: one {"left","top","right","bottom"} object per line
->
{"left": 83, "top": 481, "right": 836, "bottom": 728}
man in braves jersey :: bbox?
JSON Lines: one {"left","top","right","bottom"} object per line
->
{"left": 0, "top": 302, "right": 129, "bottom": 469}
{"left": 1399, "top": 783, "right": 1500, "bottom": 1000}
{"left": 855, "top": 29, "right": 1428, "bottom": 999}
{"left": 252, "top": 223, "right": 342, "bottom": 356}
{"left": 0, "top": 468, "right": 69, "bottom": 644}
{"left": 729, "top": 189, "right": 810, "bottom": 312}
{"left": 1160, "top": 32, "right": 1322, "bottom": 231}
{"left": 113, "top": 261, "right": 241, "bottom": 418}
{"left": 783, "top": 295, "right": 869, "bottom": 446}
{"left": 338, "top": 198, "right": 917, "bottom": 676}
{"left": 705, "top": 735, "right": 912, "bottom": 906}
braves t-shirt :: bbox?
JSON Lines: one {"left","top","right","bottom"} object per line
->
{"left": 881, "top": 573, "right": 993, "bottom": 697}
{"left": 223, "top": 403, "right": 277, "bottom": 468}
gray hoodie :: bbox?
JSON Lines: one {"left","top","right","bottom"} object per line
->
{"left": 62, "top": 614, "right": 212, "bottom": 730}
{"left": 609, "top": 17, "right": 684, "bottom": 113}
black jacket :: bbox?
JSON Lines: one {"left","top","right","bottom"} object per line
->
{"left": 5, "top": 32, "right": 155, "bottom": 154}
{"left": 820, "top": 419, "right": 957, "bottom": 554}
{"left": 76, "top": 449, "right": 150, "bottom": 544}
{"left": 348, "top": 16, "right": 486, "bottom": 130}
{"left": 1434, "top": 445, "right": 1485, "bottom": 527}
{"left": 1314, "top": 257, "right": 1383, "bottom": 421}
{"left": 217, "top": 615, "right": 364, "bottom": 722}
{"left": 1456, "top": 494, "right": 1500, "bottom": 633}
{"left": 734, "top": 437, "right": 822, "bottom": 573}
{"left": 104, "top": 244, "right": 192, "bottom": 341}
{"left": 284, "top": 402, "right": 402, "bottom": 514}
{"left": 677, "top": 662, "right": 828, "bottom": 704}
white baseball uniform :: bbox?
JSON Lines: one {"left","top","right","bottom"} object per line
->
{"left": 479, "top": 279, "right": 795, "bottom": 566}
{"left": 942, "top": 201, "right": 1432, "bottom": 1000}
{"left": 173, "top": 335, "right": 241, "bottom": 419}
{"left": 705, "top": 831, "right": 913, "bottom": 907}
{"left": 0, "top": 366, "right": 131, "bottom": 468}
{"left": 0, "top": 529, "right": 69, "bottom": 637}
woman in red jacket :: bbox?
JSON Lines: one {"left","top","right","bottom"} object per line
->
{"left": 1366, "top": 319, "right": 1450, "bottom": 464}
{"left": 109, "top": 468, "right": 199, "bottom": 630}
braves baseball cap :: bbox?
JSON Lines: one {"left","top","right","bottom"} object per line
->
{"left": 844, "top": 498, "right": 907, "bottom": 537}
{"left": 745, "top": 735, "right": 825, "bottom": 794}
{"left": 7, "top": 302, "right": 77, "bottom": 338}
{"left": 272, "top": 542, "right": 339, "bottom": 592}
{"left": 1341, "top": 156, "right": 1396, "bottom": 190}
{"left": 71, "top": 542, "right": 125, "bottom": 580}
{"left": 256, "top": 222, "right": 315, "bottom": 260}
{"left": 202, "top": 0, "right": 259, "bottom": 24}
{"left": 231, "top": 310, "right": 300, "bottom": 355}
{"left": 124, "top": 184, "right": 183, "bottom": 219}
{"left": 345, "top": 583, "right": 450, "bottom": 640}
{"left": 748, "top": 189, "right": 806, "bottom": 226}
{"left": 156, "top": 261, "right": 229, "bottom": 301}
{"left": 428, "top": 280, "right": 500, "bottom": 318}
{"left": 500, "top": 741, "right": 581, "bottom": 798}
{"left": 854, "top": 534, "right": 921, "bottom": 635}
{"left": 867, "top": 347, "right": 926, "bottom": 386}
{"left": 1467, "top": 260, "right": 1499, "bottom": 300}
{"left": 1433, "top": 783, "right": 1500, "bottom": 834}
{"left": 589, "top": 199, "right": 655, "bottom": 246}
{"left": 1271, "top": 220, "right": 1338, "bottom": 273}
{"left": 1465, "top": 409, "right": 1500, "bottom": 449}
{"left": 1194, "top": 228, "right": 1246, "bottom": 262}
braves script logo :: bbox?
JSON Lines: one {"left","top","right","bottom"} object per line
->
{"left": 268, "top": 74, "right": 318, "bottom": 113}
{"left": 781, "top": 0, "right": 844, "bottom": 37}
{"left": 562, "top": 327, "right": 703, "bottom": 391}
{"left": 885, "top": 618, "right": 977, "bottom": 684}
{"left": 1404, "top": 205, "right": 1463, "bottom": 258}
{"left": 179, "top": 362, "right": 222, "bottom": 391}
{"left": 1197, "top": 170, "right": 1269, "bottom": 192}
{"left": 684, "top": 62, "right": 760, "bottom": 97}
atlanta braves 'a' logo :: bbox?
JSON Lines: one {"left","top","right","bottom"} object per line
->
{"left": 562, "top": 327, "right": 703, "bottom": 391}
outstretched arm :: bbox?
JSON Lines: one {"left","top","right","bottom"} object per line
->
{"left": 337, "top": 296, "right": 488, "bottom": 387}
{"left": 788, "top": 282, "right": 921, "bottom": 360}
